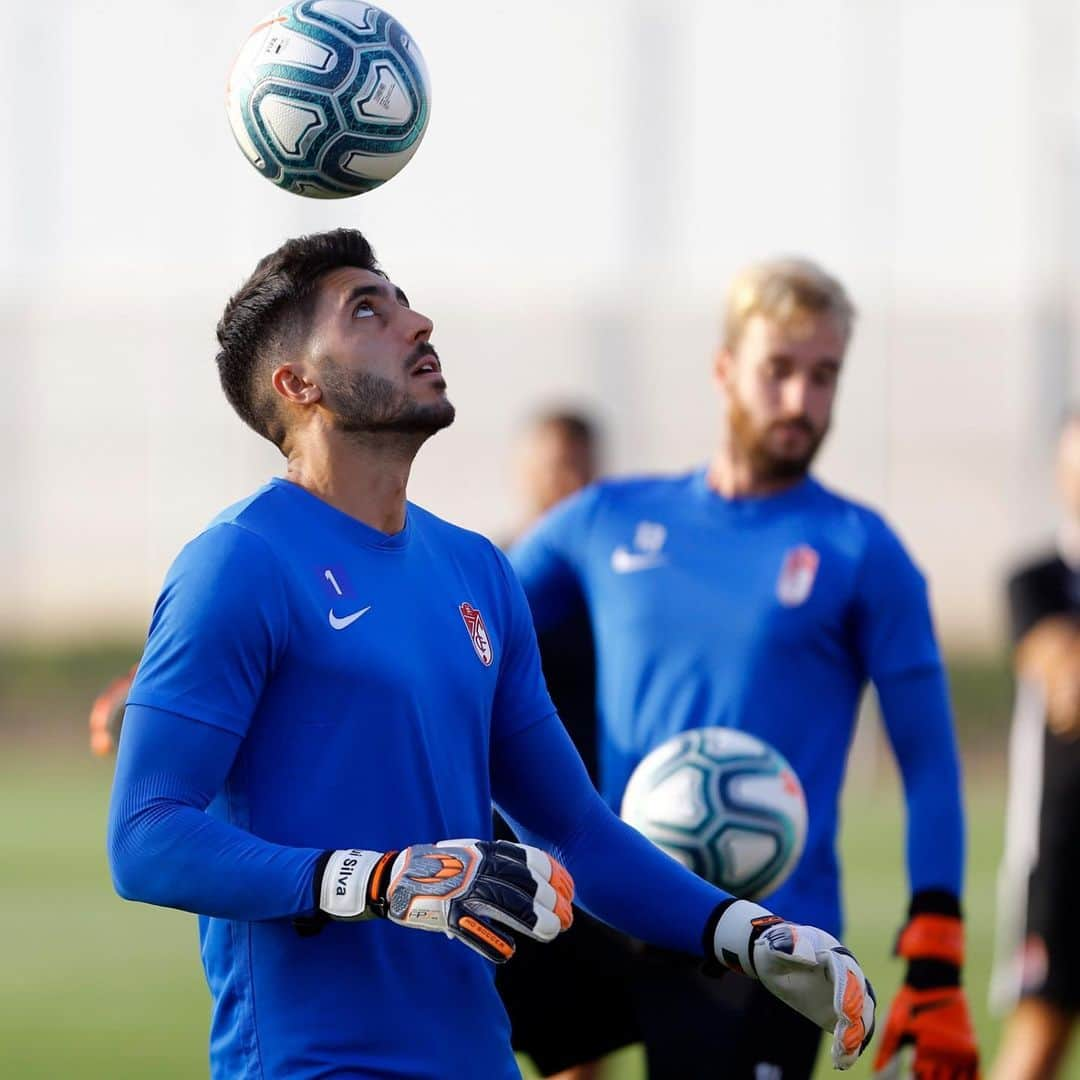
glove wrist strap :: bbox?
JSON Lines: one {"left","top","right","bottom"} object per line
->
{"left": 710, "top": 898, "right": 778, "bottom": 978}
{"left": 907, "top": 888, "right": 962, "bottom": 919}
{"left": 905, "top": 957, "right": 961, "bottom": 989}
{"left": 319, "top": 849, "right": 398, "bottom": 921}
{"left": 896, "top": 913, "right": 965, "bottom": 966}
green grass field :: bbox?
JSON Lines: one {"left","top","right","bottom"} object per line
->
{"left": 3, "top": 745, "right": 1077, "bottom": 1079}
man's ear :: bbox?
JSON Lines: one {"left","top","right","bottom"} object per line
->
{"left": 713, "top": 346, "right": 734, "bottom": 394}
{"left": 272, "top": 363, "right": 322, "bottom": 406}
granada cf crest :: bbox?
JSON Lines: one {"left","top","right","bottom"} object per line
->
{"left": 459, "top": 602, "right": 493, "bottom": 666}
{"left": 776, "top": 545, "right": 819, "bottom": 607}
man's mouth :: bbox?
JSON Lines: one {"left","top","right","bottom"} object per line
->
{"left": 409, "top": 351, "right": 442, "bottom": 378}
{"left": 771, "top": 420, "right": 815, "bottom": 440}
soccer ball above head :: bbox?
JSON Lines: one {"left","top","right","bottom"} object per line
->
{"left": 620, "top": 727, "right": 807, "bottom": 900}
{"left": 226, "top": 1, "right": 430, "bottom": 198}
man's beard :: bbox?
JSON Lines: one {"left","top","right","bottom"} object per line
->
{"left": 728, "top": 393, "right": 826, "bottom": 484}
{"left": 319, "top": 355, "right": 455, "bottom": 438}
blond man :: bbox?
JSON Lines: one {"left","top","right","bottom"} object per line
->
{"left": 511, "top": 258, "right": 978, "bottom": 1079}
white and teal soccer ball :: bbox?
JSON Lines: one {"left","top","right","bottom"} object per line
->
{"left": 621, "top": 727, "right": 808, "bottom": 900}
{"left": 226, "top": 1, "right": 431, "bottom": 198}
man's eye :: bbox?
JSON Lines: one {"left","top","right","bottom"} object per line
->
{"left": 354, "top": 301, "right": 375, "bottom": 319}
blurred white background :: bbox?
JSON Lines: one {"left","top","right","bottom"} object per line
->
{"left": 1, "top": 0, "right": 1078, "bottom": 645}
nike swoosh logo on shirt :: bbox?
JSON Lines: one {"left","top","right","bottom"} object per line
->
{"left": 328, "top": 605, "right": 372, "bottom": 630}
{"left": 610, "top": 547, "right": 667, "bottom": 574}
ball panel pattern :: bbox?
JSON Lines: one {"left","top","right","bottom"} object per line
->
{"left": 621, "top": 727, "right": 808, "bottom": 900}
{"left": 226, "top": 0, "right": 430, "bottom": 197}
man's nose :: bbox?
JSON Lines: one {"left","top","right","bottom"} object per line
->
{"left": 781, "top": 374, "right": 811, "bottom": 415}
{"left": 406, "top": 308, "right": 434, "bottom": 342}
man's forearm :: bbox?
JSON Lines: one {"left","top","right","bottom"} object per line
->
{"left": 492, "top": 713, "right": 724, "bottom": 954}
{"left": 878, "top": 666, "right": 965, "bottom": 896}
{"left": 108, "top": 704, "right": 323, "bottom": 920}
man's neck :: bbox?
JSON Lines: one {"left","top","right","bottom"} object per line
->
{"left": 706, "top": 444, "right": 806, "bottom": 500}
{"left": 284, "top": 430, "right": 423, "bottom": 534}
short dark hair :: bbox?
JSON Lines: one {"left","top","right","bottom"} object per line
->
{"left": 215, "top": 228, "right": 381, "bottom": 449}
{"left": 528, "top": 409, "right": 598, "bottom": 447}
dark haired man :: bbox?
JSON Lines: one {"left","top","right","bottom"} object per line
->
{"left": 511, "top": 258, "right": 977, "bottom": 1079}
{"left": 107, "top": 230, "right": 874, "bottom": 1079}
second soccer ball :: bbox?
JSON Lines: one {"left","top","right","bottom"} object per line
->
{"left": 621, "top": 727, "right": 808, "bottom": 900}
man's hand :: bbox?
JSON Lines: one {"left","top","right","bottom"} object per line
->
{"left": 1016, "top": 616, "right": 1080, "bottom": 737}
{"left": 89, "top": 666, "right": 137, "bottom": 756}
{"left": 873, "top": 899, "right": 979, "bottom": 1079}
{"left": 319, "top": 839, "right": 574, "bottom": 962}
{"left": 711, "top": 899, "right": 876, "bottom": 1070}
{"left": 873, "top": 985, "right": 979, "bottom": 1079}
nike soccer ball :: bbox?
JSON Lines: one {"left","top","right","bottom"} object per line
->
{"left": 621, "top": 727, "right": 807, "bottom": 900}
{"left": 226, "top": 1, "right": 431, "bottom": 198}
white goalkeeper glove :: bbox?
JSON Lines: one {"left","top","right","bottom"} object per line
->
{"left": 316, "top": 839, "right": 574, "bottom": 962}
{"left": 711, "top": 899, "right": 877, "bottom": 1070}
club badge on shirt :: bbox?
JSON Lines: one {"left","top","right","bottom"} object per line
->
{"left": 776, "top": 545, "right": 820, "bottom": 607}
{"left": 459, "top": 602, "right": 493, "bottom": 666}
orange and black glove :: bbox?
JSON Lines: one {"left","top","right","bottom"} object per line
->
{"left": 873, "top": 891, "right": 979, "bottom": 1079}
{"left": 89, "top": 665, "right": 137, "bottom": 756}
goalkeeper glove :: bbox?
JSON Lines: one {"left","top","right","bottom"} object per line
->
{"left": 315, "top": 839, "right": 574, "bottom": 962}
{"left": 873, "top": 892, "right": 979, "bottom": 1080}
{"left": 710, "top": 898, "right": 877, "bottom": 1071}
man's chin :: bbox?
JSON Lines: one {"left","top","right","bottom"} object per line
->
{"left": 420, "top": 399, "right": 456, "bottom": 432}
{"left": 770, "top": 461, "right": 812, "bottom": 481}
{"left": 756, "top": 432, "right": 823, "bottom": 482}
{"left": 338, "top": 400, "right": 456, "bottom": 438}
{"left": 752, "top": 451, "right": 815, "bottom": 484}
{"left": 388, "top": 400, "right": 456, "bottom": 435}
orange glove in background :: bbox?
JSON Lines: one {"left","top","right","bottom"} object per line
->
{"left": 873, "top": 893, "right": 980, "bottom": 1079}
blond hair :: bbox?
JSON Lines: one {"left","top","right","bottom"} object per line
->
{"left": 722, "top": 257, "right": 856, "bottom": 350}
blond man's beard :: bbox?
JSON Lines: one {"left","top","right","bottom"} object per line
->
{"left": 727, "top": 393, "right": 826, "bottom": 484}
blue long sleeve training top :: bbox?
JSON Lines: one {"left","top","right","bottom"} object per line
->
{"left": 510, "top": 470, "right": 966, "bottom": 935}
{"left": 108, "top": 478, "right": 728, "bottom": 1080}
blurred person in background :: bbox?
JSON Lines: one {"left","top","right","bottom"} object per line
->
{"left": 504, "top": 410, "right": 603, "bottom": 782}
{"left": 510, "top": 257, "right": 979, "bottom": 1080}
{"left": 103, "top": 229, "right": 876, "bottom": 1079}
{"left": 496, "top": 411, "right": 640, "bottom": 1080}
{"left": 512, "top": 411, "right": 599, "bottom": 542}
{"left": 501, "top": 410, "right": 604, "bottom": 786}
{"left": 990, "top": 415, "right": 1080, "bottom": 1080}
